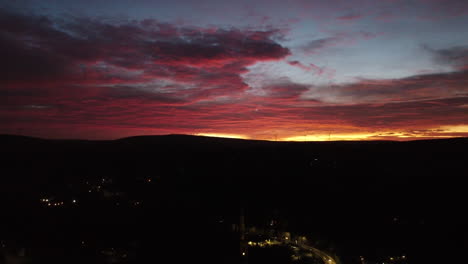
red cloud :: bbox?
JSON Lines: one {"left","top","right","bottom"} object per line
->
{"left": 0, "top": 9, "right": 467, "bottom": 141}
{"left": 0, "top": 9, "right": 290, "bottom": 104}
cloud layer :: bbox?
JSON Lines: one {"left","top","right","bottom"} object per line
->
{"left": 1, "top": 7, "right": 468, "bottom": 141}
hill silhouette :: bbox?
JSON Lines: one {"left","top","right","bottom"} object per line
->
{"left": 0, "top": 134, "right": 467, "bottom": 263}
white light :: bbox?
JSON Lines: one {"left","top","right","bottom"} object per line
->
{"left": 242, "top": 252, "right": 246, "bottom": 256}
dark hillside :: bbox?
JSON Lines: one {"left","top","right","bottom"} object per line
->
{"left": 1, "top": 135, "right": 467, "bottom": 263}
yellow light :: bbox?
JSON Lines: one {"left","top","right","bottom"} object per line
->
{"left": 194, "top": 133, "right": 247, "bottom": 140}
{"left": 279, "top": 125, "right": 468, "bottom": 142}
{"left": 242, "top": 252, "right": 246, "bottom": 256}
{"left": 439, "top": 125, "right": 468, "bottom": 133}
{"left": 282, "top": 133, "right": 375, "bottom": 141}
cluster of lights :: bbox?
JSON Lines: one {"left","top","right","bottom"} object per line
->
{"left": 40, "top": 198, "right": 63, "bottom": 206}
{"left": 248, "top": 237, "right": 336, "bottom": 264}
{"left": 47, "top": 201, "right": 64, "bottom": 207}
{"left": 88, "top": 185, "right": 102, "bottom": 193}
{"left": 85, "top": 178, "right": 112, "bottom": 193}
{"left": 388, "top": 255, "right": 406, "bottom": 261}
{"left": 247, "top": 239, "right": 281, "bottom": 247}
{"left": 360, "top": 255, "right": 406, "bottom": 264}
{"left": 40, "top": 198, "right": 77, "bottom": 207}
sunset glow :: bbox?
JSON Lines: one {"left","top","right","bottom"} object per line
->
{"left": 1, "top": 1, "right": 468, "bottom": 141}
{"left": 194, "top": 133, "right": 248, "bottom": 140}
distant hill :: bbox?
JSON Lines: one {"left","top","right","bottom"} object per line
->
{"left": 2, "top": 133, "right": 468, "bottom": 150}
{"left": 1, "top": 133, "right": 467, "bottom": 200}
{"left": 0, "top": 134, "right": 467, "bottom": 263}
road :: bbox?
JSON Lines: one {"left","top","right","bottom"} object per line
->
{"left": 245, "top": 230, "right": 339, "bottom": 264}
{"left": 299, "top": 243, "right": 338, "bottom": 264}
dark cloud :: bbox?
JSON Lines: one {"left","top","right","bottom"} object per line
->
{"left": 0, "top": 30, "right": 70, "bottom": 84}
{"left": 306, "top": 70, "right": 468, "bottom": 104}
{"left": 288, "top": 61, "right": 312, "bottom": 71}
{"left": 423, "top": 45, "right": 468, "bottom": 70}
{"left": 301, "top": 37, "right": 339, "bottom": 54}
{"left": 262, "top": 81, "right": 309, "bottom": 99}
{"left": 319, "top": 97, "right": 468, "bottom": 129}
{"left": 0, "top": 8, "right": 289, "bottom": 91}
{"left": 300, "top": 32, "right": 378, "bottom": 54}
{"left": 288, "top": 61, "right": 336, "bottom": 79}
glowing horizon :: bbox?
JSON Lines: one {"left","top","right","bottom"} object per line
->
{"left": 1, "top": 1, "right": 468, "bottom": 140}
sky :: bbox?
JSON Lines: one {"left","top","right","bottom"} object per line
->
{"left": 1, "top": 0, "right": 468, "bottom": 141}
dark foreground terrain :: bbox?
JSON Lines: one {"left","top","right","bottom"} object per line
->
{"left": 0, "top": 134, "right": 467, "bottom": 263}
